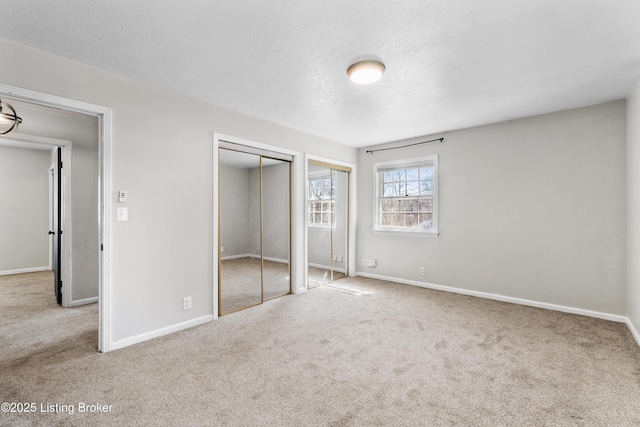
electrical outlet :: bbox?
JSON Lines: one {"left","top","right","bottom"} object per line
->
{"left": 220, "top": 246, "right": 225, "bottom": 253}
{"left": 183, "top": 296, "right": 192, "bottom": 310}
{"left": 365, "top": 258, "right": 377, "bottom": 268}
{"left": 420, "top": 267, "right": 425, "bottom": 276}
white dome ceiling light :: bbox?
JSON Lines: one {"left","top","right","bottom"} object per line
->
{"left": 347, "top": 60, "right": 385, "bottom": 85}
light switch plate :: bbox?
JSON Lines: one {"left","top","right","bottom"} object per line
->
{"left": 118, "top": 190, "right": 127, "bottom": 203}
{"left": 117, "top": 207, "right": 129, "bottom": 222}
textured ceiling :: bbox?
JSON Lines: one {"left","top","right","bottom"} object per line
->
{"left": 1, "top": 1, "right": 639, "bottom": 147}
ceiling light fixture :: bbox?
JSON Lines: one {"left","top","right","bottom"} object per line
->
{"left": 347, "top": 60, "right": 385, "bottom": 85}
{"left": 0, "top": 99, "right": 22, "bottom": 135}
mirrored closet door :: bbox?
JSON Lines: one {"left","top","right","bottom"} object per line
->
{"left": 307, "top": 160, "right": 350, "bottom": 288}
{"left": 218, "top": 143, "right": 291, "bottom": 316}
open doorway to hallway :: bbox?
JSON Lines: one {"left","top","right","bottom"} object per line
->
{"left": 0, "top": 98, "right": 101, "bottom": 354}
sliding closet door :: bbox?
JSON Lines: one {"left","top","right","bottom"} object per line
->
{"left": 307, "top": 161, "right": 351, "bottom": 288}
{"left": 307, "top": 165, "right": 334, "bottom": 287}
{"left": 261, "top": 158, "right": 291, "bottom": 300}
{"left": 219, "top": 148, "right": 262, "bottom": 315}
{"left": 332, "top": 169, "right": 348, "bottom": 280}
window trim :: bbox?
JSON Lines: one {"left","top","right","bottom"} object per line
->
{"left": 372, "top": 155, "right": 439, "bottom": 236}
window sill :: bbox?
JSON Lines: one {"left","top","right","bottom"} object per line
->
{"left": 371, "top": 228, "right": 439, "bottom": 237}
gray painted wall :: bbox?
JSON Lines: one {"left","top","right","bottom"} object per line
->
{"left": 219, "top": 162, "right": 251, "bottom": 257}
{"left": 358, "top": 101, "right": 627, "bottom": 315}
{"left": 0, "top": 37, "right": 358, "bottom": 343}
{"left": 0, "top": 146, "right": 50, "bottom": 272}
{"left": 627, "top": 78, "right": 640, "bottom": 333}
{"left": 259, "top": 162, "right": 290, "bottom": 261}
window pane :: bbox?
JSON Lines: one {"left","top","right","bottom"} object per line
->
{"left": 404, "top": 199, "right": 418, "bottom": 212}
{"left": 420, "top": 180, "right": 433, "bottom": 195}
{"left": 381, "top": 213, "right": 393, "bottom": 227}
{"left": 322, "top": 213, "right": 330, "bottom": 224}
{"left": 392, "top": 214, "right": 404, "bottom": 227}
{"left": 406, "top": 168, "right": 419, "bottom": 181}
{"left": 425, "top": 167, "right": 434, "bottom": 179}
{"left": 419, "top": 198, "right": 432, "bottom": 212}
{"left": 396, "top": 182, "right": 405, "bottom": 197}
{"left": 419, "top": 213, "right": 433, "bottom": 228}
{"left": 320, "top": 186, "right": 329, "bottom": 199}
{"left": 314, "top": 213, "right": 322, "bottom": 224}
{"left": 406, "top": 181, "right": 419, "bottom": 196}
{"left": 380, "top": 199, "right": 393, "bottom": 212}
{"left": 392, "top": 199, "right": 403, "bottom": 212}
{"left": 394, "top": 170, "right": 405, "bottom": 182}
{"left": 405, "top": 213, "right": 418, "bottom": 227}
{"left": 383, "top": 183, "right": 395, "bottom": 197}
{"left": 383, "top": 171, "right": 394, "bottom": 183}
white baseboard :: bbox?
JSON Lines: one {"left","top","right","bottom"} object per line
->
{"left": 221, "top": 254, "right": 290, "bottom": 265}
{"left": 110, "top": 315, "right": 213, "bottom": 352}
{"left": 0, "top": 266, "right": 50, "bottom": 276}
{"left": 308, "top": 262, "right": 346, "bottom": 274}
{"left": 221, "top": 253, "right": 254, "bottom": 261}
{"left": 355, "top": 271, "right": 628, "bottom": 324}
{"left": 263, "top": 256, "right": 290, "bottom": 265}
{"left": 626, "top": 318, "right": 640, "bottom": 347}
{"left": 69, "top": 296, "right": 98, "bottom": 307}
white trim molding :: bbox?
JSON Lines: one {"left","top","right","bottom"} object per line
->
{"left": 626, "top": 319, "right": 640, "bottom": 347}
{"left": 356, "top": 271, "right": 630, "bottom": 324}
{"left": 110, "top": 315, "right": 213, "bottom": 351}
{"left": 70, "top": 296, "right": 99, "bottom": 307}
{"left": 0, "top": 267, "right": 50, "bottom": 276}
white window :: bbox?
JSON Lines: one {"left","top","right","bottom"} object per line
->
{"left": 373, "top": 156, "right": 438, "bottom": 235}
{"left": 308, "top": 173, "right": 335, "bottom": 227}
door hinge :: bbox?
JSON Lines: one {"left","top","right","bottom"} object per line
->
{"left": 101, "top": 244, "right": 104, "bottom": 251}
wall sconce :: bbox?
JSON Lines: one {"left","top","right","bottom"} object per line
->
{"left": 0, "top": 99, "right": 23, "bottom": 134}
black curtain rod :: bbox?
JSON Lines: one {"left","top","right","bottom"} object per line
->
{"left": 365, "top": 137, "right": 444, "bottom": 154}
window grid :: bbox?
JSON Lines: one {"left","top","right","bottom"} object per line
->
{"left": 308, "top": 175, "right": 335, "bottom": 227}
{"left": 377, "top": 161, "right": 436, "bottom": 231}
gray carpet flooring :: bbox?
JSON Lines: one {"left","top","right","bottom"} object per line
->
{"left": 1, "top": 271, "right": 639, "bottom": 426}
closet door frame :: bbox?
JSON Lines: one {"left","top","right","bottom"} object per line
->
{"left": 305, "top": 154, "right": 357, "bottom": 291}
{"left": 213, "top": 133, "right": 300, "bottom": 320}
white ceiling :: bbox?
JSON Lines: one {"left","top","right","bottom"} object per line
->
{"left": 1, "top": 1, "right": 639, "bottom": 148}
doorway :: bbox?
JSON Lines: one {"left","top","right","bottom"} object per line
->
{"left": 0, "top": 135, "right": 71, "bottom": 306}
{"left": 307, "top": 160, "right": 351, "bottom": 288}
{"left": 0, "top": 84, "right": 112, "bottom": 352}
{"left": 217, "top": 142, "right": 292, "bottom": 315}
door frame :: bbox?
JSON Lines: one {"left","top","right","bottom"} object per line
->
{"left": 213, "top": 133, "right": 300, "bottom": 320}
{"left": 305, "top": 154, "right": 357, "bottom": 291}
{"left": 0, "top": 83, "right": 113, "bottom": 353}
{"left": 0, "top": 134, "right": 72, "bottom": 306}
